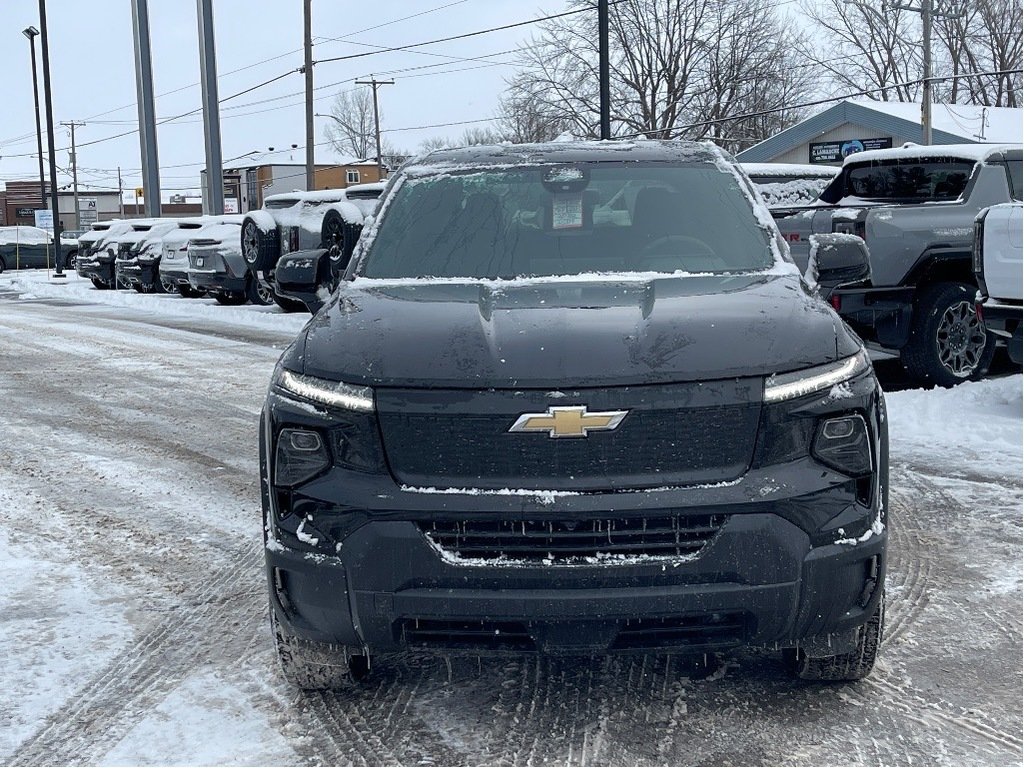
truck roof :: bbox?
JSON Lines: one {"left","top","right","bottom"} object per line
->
{"left": 411, "top": 140, "right": 727, "bottom": 171}
{"left": 843, "top": 143, "right": 1022, "bottom": 166}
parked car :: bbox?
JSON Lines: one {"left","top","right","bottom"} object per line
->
{"left": 0, "top": 225, "right": 59, "bottom": 272}
{"left": 975, "top": 202, "right": 1023, "bottom": 364}
{"left": 740, "top": 163, "right": 838, "bottom": 218}
{"left": 263, "top": 141, "right": 888, "bottom": 691}
{"left": 242, "top": 183, "right": 384, "bottom": 310}
{"left": 158, "top": 216, "right": 237, "bottom": 297}
{"left": 777, "top": 143, "right": 1022, "bottom": 387}
{"left": 76, "top": 220, "right": 147, "bottom": 289}
{"left": 115, "top": 220, "right": 183, "bottom": 293}
{"left": 186, "top": 218, "right": 273, "bottom": 305}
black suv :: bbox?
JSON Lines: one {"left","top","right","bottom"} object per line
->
{"left": 261, "top": 141, "right": 888, "bottom": 690}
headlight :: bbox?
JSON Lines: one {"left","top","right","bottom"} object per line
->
{"left": 275, "top": 427, "right": 330, "bottom": 486}
{"left": 764, "top": 350, "right": 870, "bottom": 403}
{"left": 813, "top": 414, "right": 872, "bottom": 475}
{"left": 274, "top": 368, "right": 374, "bottom": 412}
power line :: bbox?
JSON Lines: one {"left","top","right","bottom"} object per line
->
{"left": 315, "top": 3, "right": 622, "bottom": 66}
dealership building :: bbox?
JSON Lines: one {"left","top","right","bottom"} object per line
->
{"left": 736, "top": 99, "right": 1023, "bottom": 165}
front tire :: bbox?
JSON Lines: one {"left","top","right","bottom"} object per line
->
{"left": 901, "top": 282, "right": 995, "bottom": 387}
{"left": 271, "top": 609, "right": 367, "bottom": 691}
{"left": 90, "top": 277, "right": 110, "bottom": 290}
{"left": 785, "top": 596, "right": 884, "bottom": 681}
{"left": 65, "top": 251, "right": 77, "bottom": 271}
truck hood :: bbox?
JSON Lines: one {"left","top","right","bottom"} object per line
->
{"left": 290, "top": 272, "right": 859, "bottom": 388}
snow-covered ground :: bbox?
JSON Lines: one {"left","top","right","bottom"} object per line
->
{"left": 0, "top": 270, "right": 1020, "bottom": 766}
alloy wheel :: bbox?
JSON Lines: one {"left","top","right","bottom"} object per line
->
{"left": 935, "top": 299, "right": 987, "bottom": 378}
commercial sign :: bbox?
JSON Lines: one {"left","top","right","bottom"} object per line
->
{"left": 15, "top": 207, "right": 35, "bottom": 218}
{"left": 809, "top": 137, "right": 893, "bottom": 164}
{"left": 34, "top": 208, "right": 54, "bottom": 232}
{"left": 224, "top": 197, "right": 239, "bottom": 214}
{"left": 79, "top": 197, "right": 98, "bottom": 226}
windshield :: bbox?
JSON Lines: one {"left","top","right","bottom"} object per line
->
{"left": 359, "top": 163, "right": 773, "bottom": 279}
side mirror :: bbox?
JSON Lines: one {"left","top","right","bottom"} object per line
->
{"left": 274, "top": 248, "right": 333, "bottom": 314}
{"left": 808, "top": 233, "right": 871, "bottom": 301}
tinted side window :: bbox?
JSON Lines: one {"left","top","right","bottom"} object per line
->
{"left": 844, "top": 159, "right": 976, "bottom": 201}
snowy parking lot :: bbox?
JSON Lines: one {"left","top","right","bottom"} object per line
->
{"left": 0, "top": 270, "right": 1021, "bottom": 766}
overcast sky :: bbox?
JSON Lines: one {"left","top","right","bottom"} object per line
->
{"left": 1, "top": 0, "right": 565, "bottom": 199}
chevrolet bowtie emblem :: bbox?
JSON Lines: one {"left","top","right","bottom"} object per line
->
{"left": 508, "top": 406, "right": 628, "bottom": 438}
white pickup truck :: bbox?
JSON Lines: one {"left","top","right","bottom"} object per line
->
{"left": 975, "top": 202, "right": 1023, "bottom": 364}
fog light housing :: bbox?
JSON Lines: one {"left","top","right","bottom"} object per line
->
{"left": 813, "top": 415, "right": 871, "bottom": 476}
{"left": 275, "top": 427, "right": 330, "bottom": 487}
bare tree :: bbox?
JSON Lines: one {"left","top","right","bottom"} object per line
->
{"left": 934, "top": 0, "right": 1022, "bottom": 107}
{"left": 501, "top": 0, "right": 814, "bottom": 147}
{"left": 324, "top": 88, "right": 376, "bottom": 159}
{"left": 797, "top": 0, "right": 921, "bottom": 101}
{"left": 497, "top": 90, "right": 572, "bottom": 142}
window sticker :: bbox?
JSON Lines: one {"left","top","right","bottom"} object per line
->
{"left": 552, "top": 193, "right": 584, "bottom": 229}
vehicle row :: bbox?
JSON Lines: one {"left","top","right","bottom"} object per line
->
{"left": 65, "top": 181, "right": 385, "bottom": 307}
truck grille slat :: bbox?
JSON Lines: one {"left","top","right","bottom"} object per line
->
{"left": 420, "top": 513, "right": 727, "bottom": 562}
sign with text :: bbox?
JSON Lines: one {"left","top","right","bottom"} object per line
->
{"left": 809, "top": 137, "right": 893, "bottom": 164}
{"left": 79, "top": 197, "right": 98, "bottom": 226}
{"left": 34, "top": 208, "right": 54, "bottom": 232}
{"left": 224, "top": 198, "right": 239, "bottom": 214}
{"left": 15, "top": 207, "right": 35, "bottom": 218}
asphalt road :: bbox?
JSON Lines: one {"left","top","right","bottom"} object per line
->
{"left": 0, "top": 291, "right": 1020, "bottom": 766}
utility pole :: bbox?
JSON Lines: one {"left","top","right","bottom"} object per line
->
{"left": 197, "top": 0, "right": 224, "bottom": 214}
{"left": 355, "top": 77, "right": 394, "bottom": 180}
{"left": 38, "top": 0, "right": 62, "bottom": 276}
{"left": 598, "top": 0, "right": 611, "bottom": 140}
{"left": 304, "top": 0, "right": 315, "bottom": 191}
{"left": 130, "top": 0, "right": 161, "bottom": 217}
{"left": 61, "top": 121, "right": 85, "bottom": 229}
{"left": 886, "top": 0, "right": 964, "bottom": 145}
{"left": 22, "top": 27, "right": 46, "bottom": 214}
{"left": 118, "top": 167, "right": 125, "bottom": 217}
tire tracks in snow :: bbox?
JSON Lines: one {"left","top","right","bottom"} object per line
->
{"left": 8, "top": 548, "right": 265, "bottom": 765}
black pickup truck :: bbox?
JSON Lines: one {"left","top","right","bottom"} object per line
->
{"left": 260, "top": 140, "right": 888, "bottom": 692}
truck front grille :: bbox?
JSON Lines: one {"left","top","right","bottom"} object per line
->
{"left": 419, "top": 513, "right": 727, "bottom": 563}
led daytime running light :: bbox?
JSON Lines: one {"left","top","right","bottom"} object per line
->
{"left": 278, "top": 369, "right": 374, "bottom": 412}
{"left": 764, "top": 352, "right": 868, "bottom": 403}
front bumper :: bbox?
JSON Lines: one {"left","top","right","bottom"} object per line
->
{"left": 267, "top": 509, "right": 885, "bottom": 656}
{"left": 77, "top": 253, "right": 115, "bottom": 284}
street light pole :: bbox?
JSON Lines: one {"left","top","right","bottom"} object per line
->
{"left": 22, "top": 27, "right": 47, "bottom": 218}
{"left": 354, "top": 78, "right": 394, "bottom": 180}
{"left": 37, "top": 0, "right": 62, "bottom": 276}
